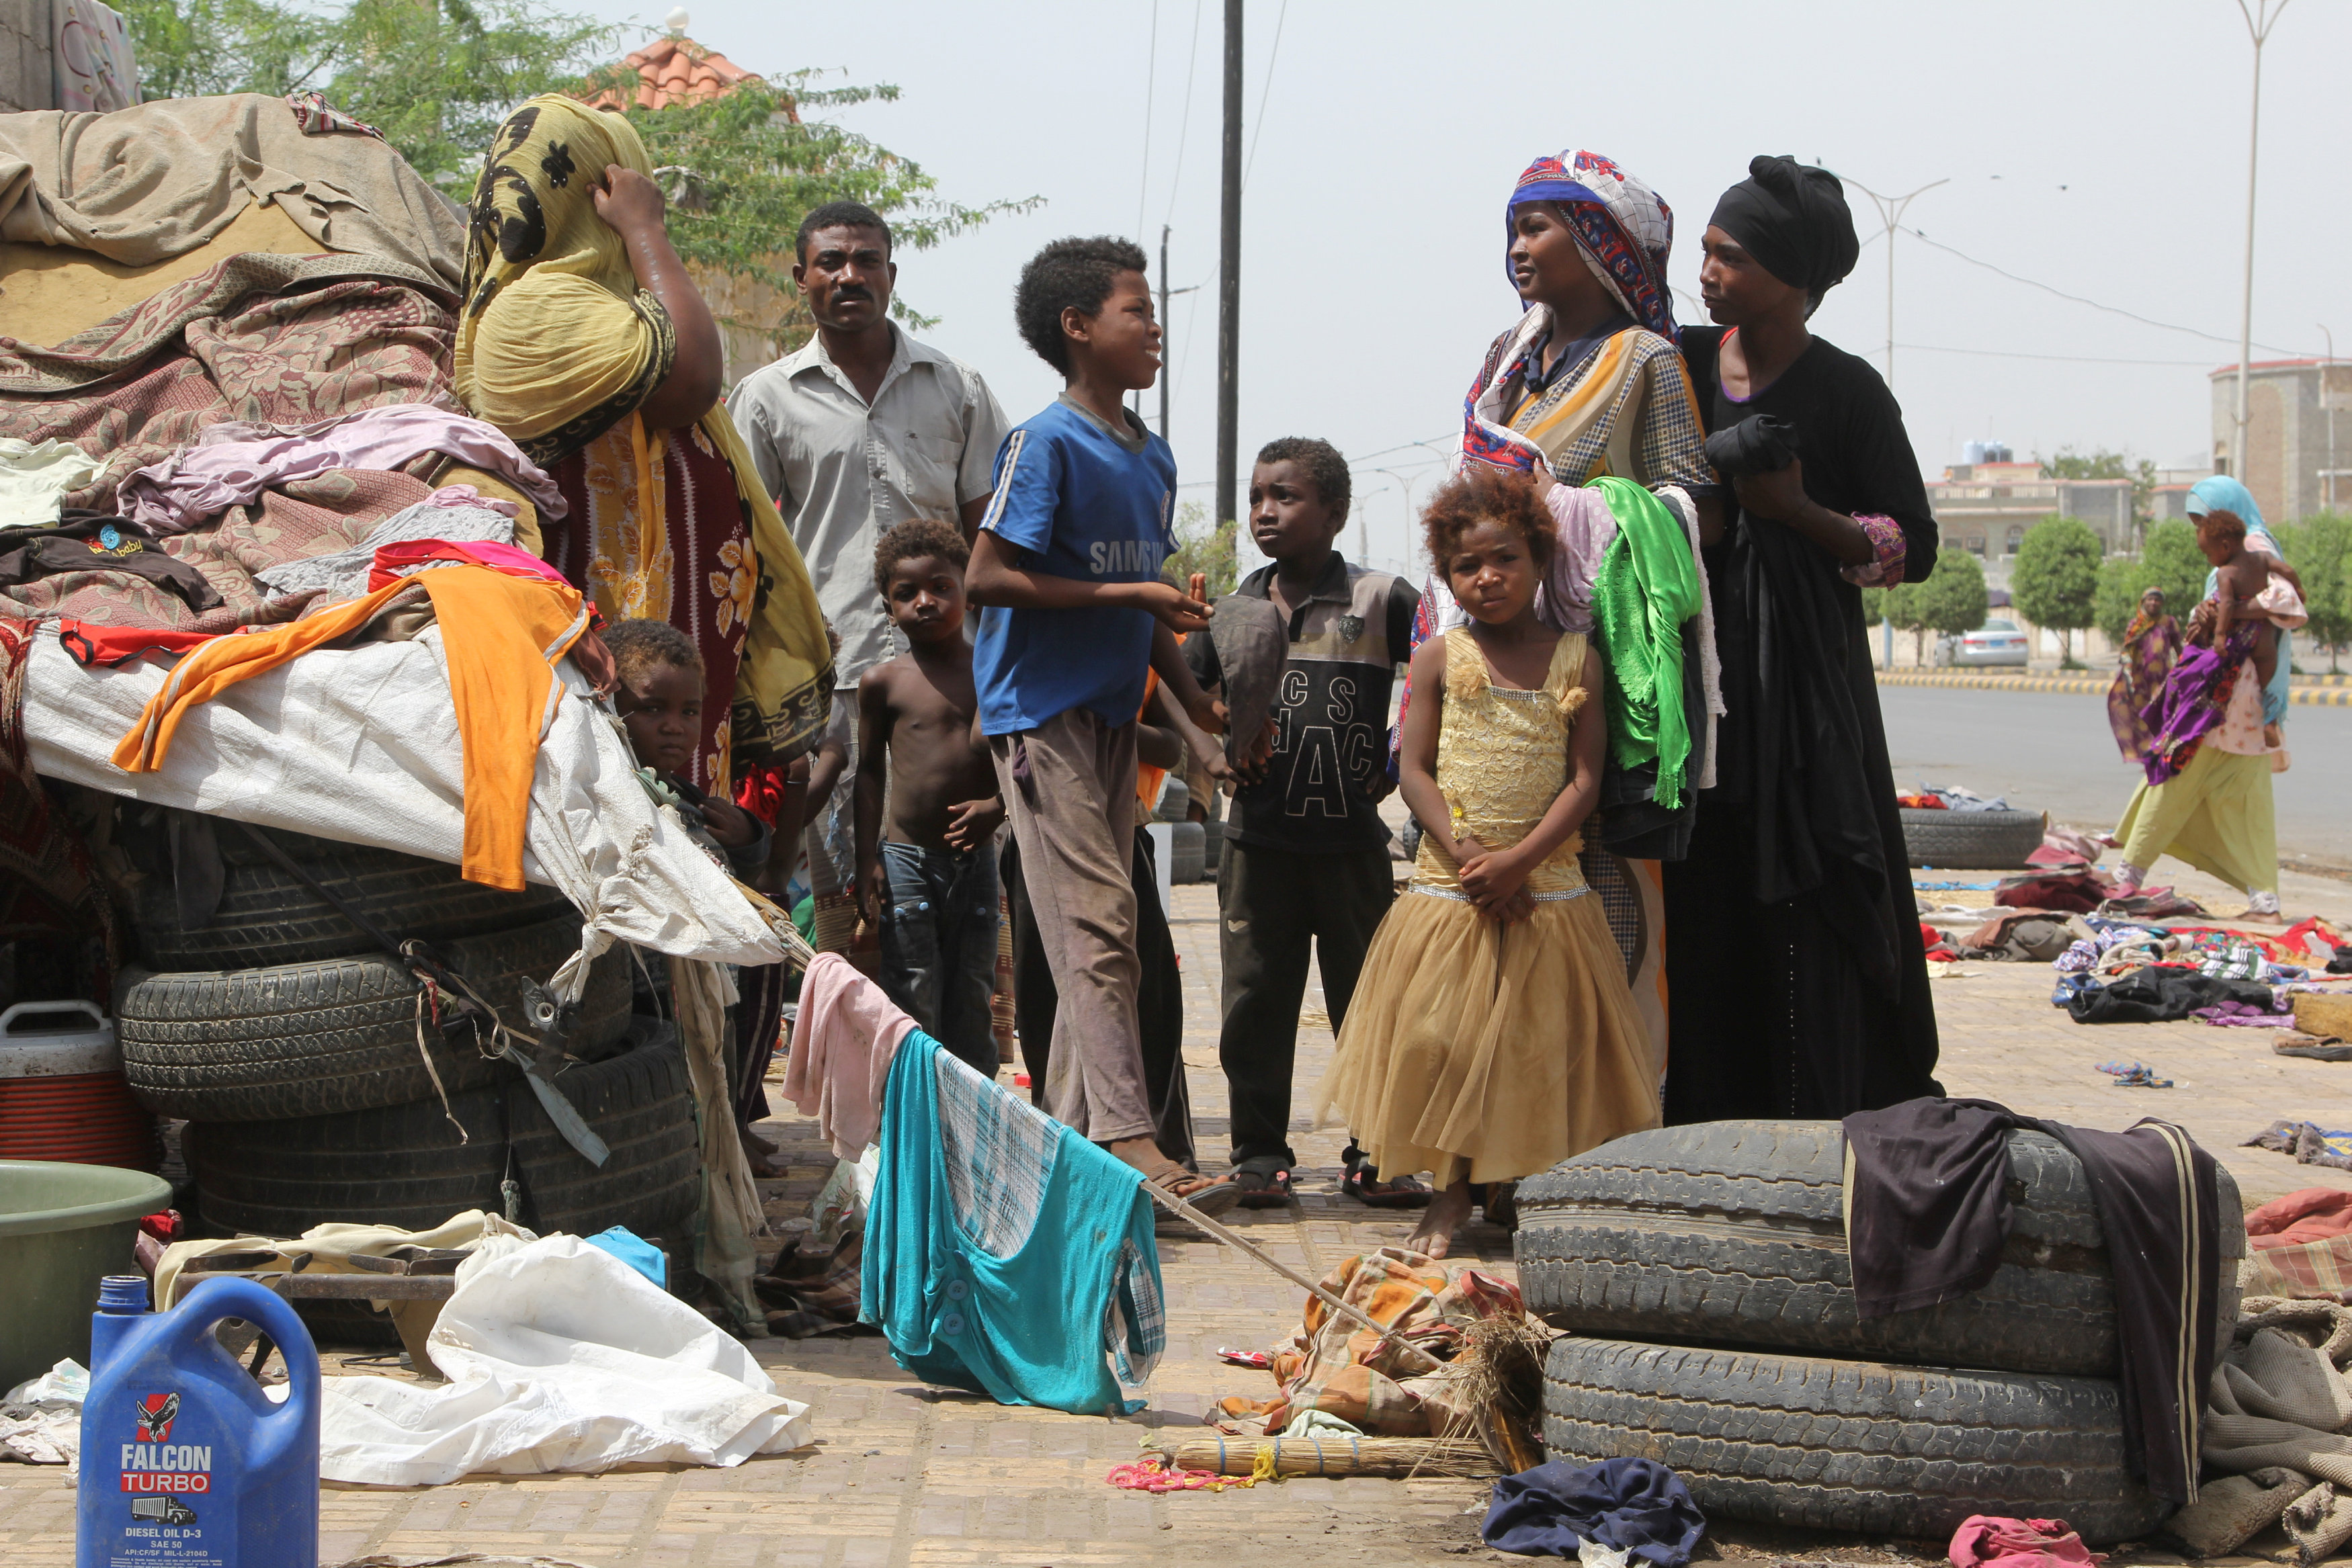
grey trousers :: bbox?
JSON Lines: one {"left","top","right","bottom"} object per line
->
{"left": 989, "top": 707, "right": 1150, "bottom": 1143}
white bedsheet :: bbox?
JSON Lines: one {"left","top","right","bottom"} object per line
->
{"left": 23, "top": 621, "right": 784, "bottom": 985}
{"left": 318, "top": 1233, "right": 812, "bottom": 1486}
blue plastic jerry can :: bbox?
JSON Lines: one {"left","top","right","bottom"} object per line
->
{"left": 77, "top": 1274, "right": 321, "bottom": 1568}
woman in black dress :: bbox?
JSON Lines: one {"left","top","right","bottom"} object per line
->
{"left": 1662, "top": 157, "right": 1940, "bottom": 1122}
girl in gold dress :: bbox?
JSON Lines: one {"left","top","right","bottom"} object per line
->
{"left": 1317, "top": 466, "right": 1659, "bottom": 1256}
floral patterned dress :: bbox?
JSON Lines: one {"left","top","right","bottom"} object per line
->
{"left": 541, "top": 412, "right": 757, "bottom": 794}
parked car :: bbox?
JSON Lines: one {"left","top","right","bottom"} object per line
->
{"left": 1933, "top": 618, "right": 2031, "bottom": 668}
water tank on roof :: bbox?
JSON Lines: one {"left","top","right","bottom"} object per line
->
{"left": 1961, "top": 441, "right": 2013, "bottom": 465}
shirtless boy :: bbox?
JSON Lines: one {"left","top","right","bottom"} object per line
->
{"left": 854, "top": 518, "right": 1007, "bottom": 1077}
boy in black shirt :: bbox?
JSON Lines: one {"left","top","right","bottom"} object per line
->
{"left": 1185, "top": 439, "right": 1421, "bottom": 1206}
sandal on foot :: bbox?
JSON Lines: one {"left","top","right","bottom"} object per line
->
{"left": 1146, "top": 1164, "right": 1243, "bottom": 1221}
{"left": 1232, "top": 1157, "right": 1295, "bottom": 1209}
{"left": 1342, "top": 1164, "right": 1431, "bottom": 1209}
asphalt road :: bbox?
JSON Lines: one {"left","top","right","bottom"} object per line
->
{"left": 1876, "top": 685, "right": 2352, "bottom": 867}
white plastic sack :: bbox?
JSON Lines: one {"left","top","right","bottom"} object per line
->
{"left": 24, "top": 623, "right": 782, "bottom": 975}
{"left": 318, "top": 1233, "right": 812, "bottom": 1485}
{"left": 0, "top": 1358, "right": 87, "bottom": 1466}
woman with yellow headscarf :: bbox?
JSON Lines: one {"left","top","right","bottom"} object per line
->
{"left": 457, "top": 94, "right": 833, "bottom": 795}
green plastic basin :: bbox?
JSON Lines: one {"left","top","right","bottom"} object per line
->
{"left": 0, "top": 1160, "right": 172, "bottom": 1390}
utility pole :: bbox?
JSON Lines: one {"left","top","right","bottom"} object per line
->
{"left": 1215, "top": 0, "right": 1242, "bottom": 533}
{"left": 2233, "top": 0, "right": 2291, "bottom": 483}
{"left": 1836, "top": 173, "right": 1947, "bottom": 395}
{"left": 1157, "top": 224, "right": 1198, "bottom": 442}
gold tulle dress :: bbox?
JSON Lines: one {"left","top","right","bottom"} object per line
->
{"left": 1316, "top": 628, "right": 1660, "bottom": 1187}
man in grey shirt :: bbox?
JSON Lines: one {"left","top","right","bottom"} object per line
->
{"left": 731, "top": 200, "right": 1009, "bottom": 922}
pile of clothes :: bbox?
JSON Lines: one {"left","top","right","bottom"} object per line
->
{"left": 2051, "top": 917, "right": 2349, "bottom": 1027}
{"left": 1214, "top": 1248, "right": 1538, "bottom": 1440}
{"left": 2168, "top": 1296, "right": 2352, "bottom": 1563}
{"left": 1895, "top": 783, "right": 2012, "bottom": 812}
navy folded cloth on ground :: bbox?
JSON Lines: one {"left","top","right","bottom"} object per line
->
{"left": 1482, "top": 1457, "right": 1706, "bottom": 1565}
{"left": 1843, "top": 1097, "right": 2224, "bottom": 1506}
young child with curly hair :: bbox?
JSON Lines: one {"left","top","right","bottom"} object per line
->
{"left": 1315, "top": 464, "right": 1658, "bottom": 1256}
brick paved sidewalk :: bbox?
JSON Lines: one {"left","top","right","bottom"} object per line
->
{"left": 7, "top": 853, "right": 2348, "bottom": 1567}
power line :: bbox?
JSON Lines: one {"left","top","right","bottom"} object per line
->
{"left": 1897, "top": 224, "right": 2305, "bottom": 357}
{"left": 1134, "top": 0, "right": 1158, "bottom": 243}
{"left": 1886, "top": 341, "right": 2220, "bottom": 367}
{"left": 1161, "top": 0, "right": 1205, "bottom": 228}
{"left": 1241, "top": 0, "right": 1288, "bottom": 190}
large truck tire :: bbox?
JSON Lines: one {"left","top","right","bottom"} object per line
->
{"left": 1544, "top": 1336, "right": 2167, "bottom": 1544}
{"left": 120, "top": 916, "right": 629, "bottom": 1121}
{"left": 1514, "top": 1121, "right": 2242, "bottom": 1379}
{"left": 185, "top": 1018, "right": 698, "bottom": 1242}
{"left": 131, "top": 841, "right": 573, "bottom": 972}
{"left": 1900, "top": 807, "right": 2046, "bottom": 869}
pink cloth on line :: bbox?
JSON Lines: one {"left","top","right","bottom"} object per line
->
{"left": 782, "top": 953, "right": 919, "bottom": 1159}
{"left": 118, "top": 404, "right": 566, "bottom": 533}
{"left": 1948, "top": 1516, "right": 2104, "bottom": 1568}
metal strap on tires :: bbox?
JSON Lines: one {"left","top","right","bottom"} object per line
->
{"left": 224, "top": 820, "right": 608, "bottom": 1167}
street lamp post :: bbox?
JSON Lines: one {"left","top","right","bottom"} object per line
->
{"left": 1836, "top": 174, "right": 1949, "bottom": 395}
{"left": 2232, "top": 0, "right": 2292, "bottom": 482}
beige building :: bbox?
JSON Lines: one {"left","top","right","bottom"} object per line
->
{"left": 2211, "top": 358, "right": 2352, "bottom": 521}
{"left": 1924, "top": 459, "right": 2134, "bottom": 580}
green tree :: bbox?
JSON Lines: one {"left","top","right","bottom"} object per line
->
{"left": 120, "top": 2, "right": 1033, "bottom": 351}
{"left": 120, "top": 0, "right": 616, "bottom": 181}
{"left": 2090, "top": 518, "right": 2212, "bottom": 646}
{"left": 2275, "top": 513, "right": 2352, "bottom": 672}
{"left": 2011, "top": 515, "right": 2103, "bottom": 666}
{"left": 1882, "top": 579, "right": 1933, "bottom": 664}
{"left": 2093, "top": 556, "right": 2150, "bottom": 647}
{"left": 620, "top": 77, "right": 1036, "bottom": 340}
{"left": 1914, "top": 550, "right": 1989, "bottom": 655}
{"left": 1162, "top": 501, "right": 1238, "bottom": 599}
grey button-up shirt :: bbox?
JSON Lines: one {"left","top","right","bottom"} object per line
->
{"left": 730, "top": 324, "right": 1008, "bottom": 687}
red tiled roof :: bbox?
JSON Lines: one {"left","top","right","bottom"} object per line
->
{"left": 577, "top": 35, "right": 788, "bottom": 114}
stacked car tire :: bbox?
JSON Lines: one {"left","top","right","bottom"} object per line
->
{"left": 1515, "top": 1121, "right": 2244, "bottom": 1544}
{"left": 118, "top": 826, "right": 700, "bottom": 1327}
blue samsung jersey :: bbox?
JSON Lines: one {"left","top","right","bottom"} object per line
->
{"left": 972, "top": 396, "right": 1176, "bottom": 735}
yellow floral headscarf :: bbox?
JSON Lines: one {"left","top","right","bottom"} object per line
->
{"left": 456, "top": 95, "right": 675, "bottom": 462}
{"left": 456, "top": 94, "right": 834, "bottom": 768}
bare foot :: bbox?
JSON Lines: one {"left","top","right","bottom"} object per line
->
{"left": 1406, "top": 1182, "right": 1475, "bottom": 1259}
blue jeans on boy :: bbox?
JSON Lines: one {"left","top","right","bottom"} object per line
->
{"left": 878, "top": 840, "right": 1002, "bottom": 1079}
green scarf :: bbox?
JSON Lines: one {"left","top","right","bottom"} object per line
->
{"left": 1587, "top": 475, "right": 1699, "bottom": 810}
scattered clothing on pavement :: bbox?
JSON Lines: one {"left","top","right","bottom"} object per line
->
{"left": 1482, "top": 1456, "right": 1707, "bottom": 1565}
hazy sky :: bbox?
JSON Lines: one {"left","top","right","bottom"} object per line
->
{"left": 582, "top": 0, "right": 2352, "bottom": 576}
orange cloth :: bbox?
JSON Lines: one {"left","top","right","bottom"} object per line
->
{"left": 411, "top": 567, "right": 591, "bottom": 890}
{"left": 1134, "top": 668, "right": 1167, "bottom": 814}
{"left": 113, "top": 566, "right": 589, "bottom": 891}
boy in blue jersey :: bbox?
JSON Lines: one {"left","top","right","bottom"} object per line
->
{"left": 965, "top": 235, "right": 1238, "bottom": 1213}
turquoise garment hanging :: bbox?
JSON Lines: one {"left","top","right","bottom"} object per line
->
{"left": 860, "top": 1030, "right": 1165, "bottom": 1415}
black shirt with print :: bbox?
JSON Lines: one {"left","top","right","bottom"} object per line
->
{"left": 1185, "top": 553, "right": 1419, "bottom": 855}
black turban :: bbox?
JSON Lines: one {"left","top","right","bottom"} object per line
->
{"left": 1709, "top": 155, "right": 1859, "bottom": 298}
